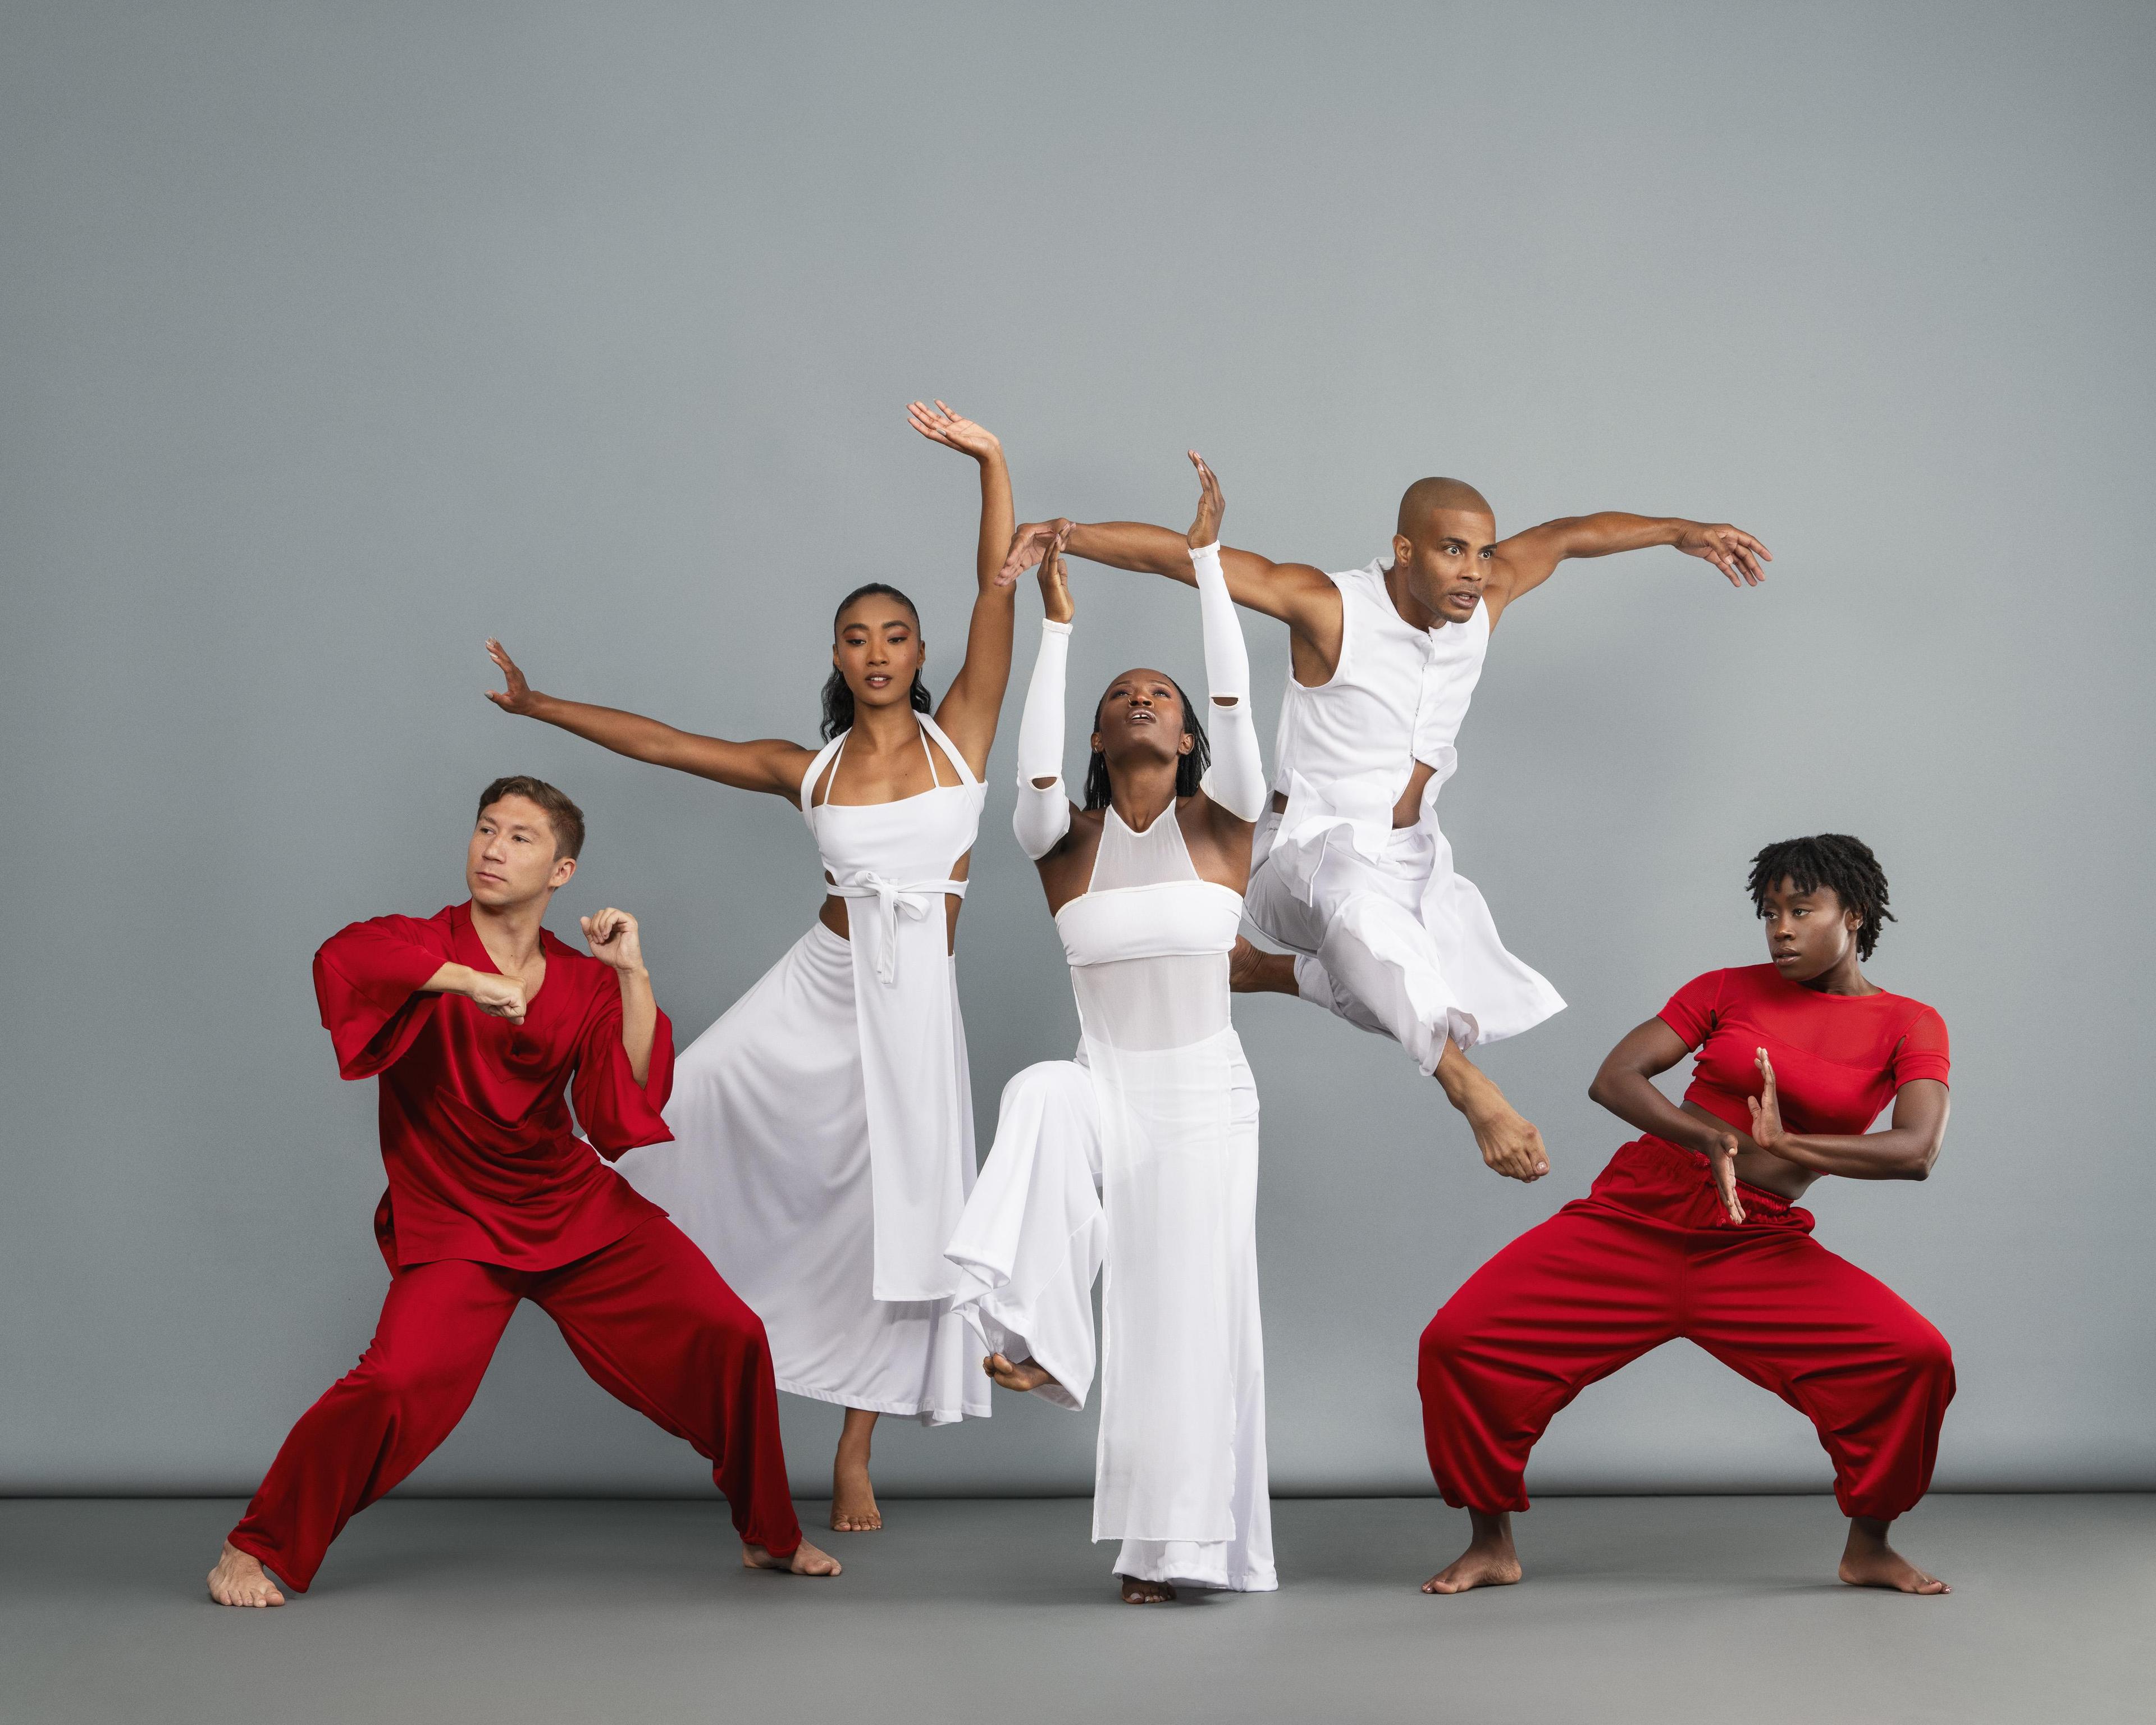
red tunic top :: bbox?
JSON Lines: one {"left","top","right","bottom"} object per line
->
{"left": 1656, "top": 964, "right": 1952, "bottom": 1140}
{"left": 312, "top": 903, "right": 674, "bottom": 1270}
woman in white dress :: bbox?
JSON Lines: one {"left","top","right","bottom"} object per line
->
{"left": 945, "top": 455, "right": 1276, "bottom": 1601}
{"left": 482, "top": 401, "right": 1013, "bottom": 1531}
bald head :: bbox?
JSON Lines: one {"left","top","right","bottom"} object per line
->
{"left": 1397, "top": 477, "right": 1493, "bottom": 540}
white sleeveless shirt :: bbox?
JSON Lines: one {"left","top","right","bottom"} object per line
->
{"left": 1268, "top": 559, "right": 1490, "bottom": 900}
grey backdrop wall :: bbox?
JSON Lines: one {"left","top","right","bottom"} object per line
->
{"left": 4, "top": 2, "right": 2151, "bottom": 1499}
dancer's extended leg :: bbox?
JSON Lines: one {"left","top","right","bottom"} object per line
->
{"left": 220, "top": 1258, "right": 522, "bottom": 1599}
{"left": 532, "top": 1216, "right": 834, "bottom": 1575}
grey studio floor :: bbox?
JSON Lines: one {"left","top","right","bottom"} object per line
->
{"left": 4, "top": 1496, "right": 2152, "bottom": 1725}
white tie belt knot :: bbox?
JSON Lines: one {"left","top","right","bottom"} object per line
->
{"left": 832, "top": 873, "right": 967, "bottom": 984}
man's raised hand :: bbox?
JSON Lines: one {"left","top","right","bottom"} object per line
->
{"left": 483, "top": 639, "right": 540, "bottom": 715}
{"left": 1186, "top": 451, "right": 1225, "bottom": 549}
{"left": 907, "top": 399, "right": 1002, "bottom": 463}
{"left": 999, "top": 519, "right": 1075, "bottom": 588}
{"left": 1673, "top": 523, "right": 1773, "bottom": 587}
{"left": 581, "top": 907, "right": 647, "bottom": 975}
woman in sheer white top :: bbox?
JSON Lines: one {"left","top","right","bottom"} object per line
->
{"left": 946, "top": 455, "right": 1276, "bottom": 1601}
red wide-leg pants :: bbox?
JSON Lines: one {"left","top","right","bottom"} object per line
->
{"left": 229, "top": 1215, "right": 802, "bottom": 1590}
{"left": 1417, "top": 1138, "right": 1953, "bottom": 1521}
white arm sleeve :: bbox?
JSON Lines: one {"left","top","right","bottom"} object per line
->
{"left": 1190, "top": 542, "right": 1265, "bottom": 822}
{"left": 1012, "top": 618, "right": 1075, "bottom": 860}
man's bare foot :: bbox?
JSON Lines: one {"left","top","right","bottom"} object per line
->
{"left": 1120, "top": 1575, "right": 1177, "bottom": 1603}
{"left": 1839, "top": 1516, "right": 1948, "bottom": 1594}
{"left": 830, "top": 1407, "right": 881, "bottom": 1531}
{"left": 983, "top": 1352, "right": 1061, "bottom": 1393}
{"left": 1228, "top": 938, "right": 1298, "bottom": 996}
{"left": 207, "top": 1542, "right": 285, "bottom": 1608}
{"left": 743, "top": 1539, "right": 842, "bottom": 1576}
{"left": 1422, "top": 1509, "right": 1522, "bottom": 1594}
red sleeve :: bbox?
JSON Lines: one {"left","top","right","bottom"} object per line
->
{"left": 312, "top": 916, "right": 451, "bottom": 1079}
{"left": 1890, "top": 1003, "right": 1952, "bottom": 1089}
{"left": 569, "top": 983, "right": 677, "bottom": 1161}
{"left": 1656, "top": 970, "right": 1725, "bottom": 1049}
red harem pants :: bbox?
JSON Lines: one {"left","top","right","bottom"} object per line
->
{"left": 1417, "top": 1138, "right": 1953, "bottom": 1522}
{"left": 229, "top": 1215, "right": 802, "bottom": 1590}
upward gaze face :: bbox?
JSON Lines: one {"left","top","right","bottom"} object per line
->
{"left": 1092, "top": 668, "right": 1193, "bottom": 766}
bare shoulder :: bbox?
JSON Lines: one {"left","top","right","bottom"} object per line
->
{"left": 1180, "top": 795, "right": 1253, "bottom": 892}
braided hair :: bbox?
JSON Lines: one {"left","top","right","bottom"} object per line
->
{"left": 1081, "top": 675, "right": 1212, "bottom": 811}
{"left": 820, "top": 582, "right": 934, "bottom": 741}
{"left": 1746, "top": 833, "right": 1895, "bottom": 960}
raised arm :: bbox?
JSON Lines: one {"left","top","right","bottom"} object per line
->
{"left": 1012, "top": 526, "right": 1078, "bottom": 862}
{"left": 1000, "top": 513, "right": 1341, "bottom": 656}
{"left": 1185, "top": 455, "right": 1264, "bottom": 834}
{"left": 908, "top": 400, "right": 1018, "bottom": 777}
{"left": 1486, "top": 513, "right": 1773, "bottom": 626}
{"left": 483, "top": 640, "right": 812, "bottom": 798}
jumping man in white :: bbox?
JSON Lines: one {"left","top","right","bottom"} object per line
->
{"left": 1001, "top": 480, "right": 1770, "bottom": 1180}
{"left": 948, "top": 455, "right": 1274, "bottom": 1603}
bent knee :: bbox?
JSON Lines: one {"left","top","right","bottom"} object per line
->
{"left": 1896, "top": 1320, "right": 1953, "bottom": 1382}
{"left": 1418, "top": 1303, "right": 1475, "bottom": 1373}
{"left": 1000, "top": 1060, "right": 1089, "bottom": 1111}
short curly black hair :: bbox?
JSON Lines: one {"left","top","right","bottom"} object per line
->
{"left": 1747, "top": 833, "right": 1894, "bottom": 960}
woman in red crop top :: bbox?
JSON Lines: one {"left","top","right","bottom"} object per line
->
{"left": 1415, "top": 835, "right": 1954, "bottom": 1598}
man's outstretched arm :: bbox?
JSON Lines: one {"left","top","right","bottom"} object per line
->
{"left": 1001, "top": 513, "right": 1345, "bottom": 679}
{"left": 1486, "top": 513, "right": 1771, "bottom": 626}
{"left": 1002, "top": 517, "right": 1333, "bottom": 626}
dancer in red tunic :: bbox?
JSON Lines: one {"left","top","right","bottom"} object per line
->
{"left": 1417, "top": 834, "right": 1954, "bottom": 1596}
{"left": 207, "top": 776, "right": 837, "bottom": 1607}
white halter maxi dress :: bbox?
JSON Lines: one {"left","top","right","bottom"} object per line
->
{"left": 622, "top": 714, "right": 991, "bottom": 1423}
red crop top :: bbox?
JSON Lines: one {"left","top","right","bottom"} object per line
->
{"left": 1656, "top": 965, "right": 1951, "bottom": 1140}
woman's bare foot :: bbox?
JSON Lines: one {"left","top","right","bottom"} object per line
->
{"left": 1120, "top": 1575, "right": 1177, "bottom": 1604}
{"left": 206, "top": 1542, "right": 285, "bottom": 1608}
{"left": 1422, "top": 1509, "right": 1523, "bottom": 1594}
{"left": 1839, "top": 1516, "right": 1949, "bottom": 1594}
{"left": 982, "top": 1352, "right": 1061, "bottom": 1393}
{"left": 1228, "top": 937, "right": 1299, "bottom": 996}
{"left": 830, "top": 1407, "right": 882, "bottom": 1531}
{"left": 742, "top": 1539, "right": 842, "bottom": 1576}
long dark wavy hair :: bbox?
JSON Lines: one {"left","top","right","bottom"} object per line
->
{"left": 1081, "top": 674, "right": 1211, "bottom": 811}
{"left": 821, "top": 582, "right": 934, "bottom": 741}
